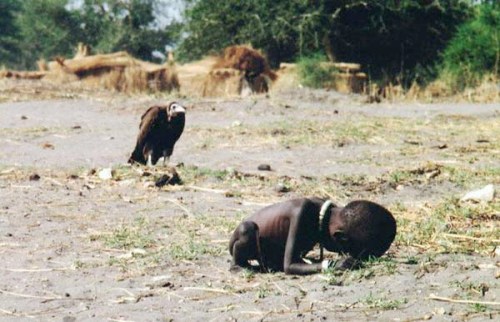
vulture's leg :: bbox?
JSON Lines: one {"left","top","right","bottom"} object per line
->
{"left": 162, "top": 150, "right": 170, "bottom": 167}
{"left": 162, "top": 156, "right": 170, "bottom": 167}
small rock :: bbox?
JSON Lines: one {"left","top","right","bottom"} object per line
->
{"left": 435, "top": 307, "right": 446, "bottom": 315}
{"left": 71, "top": 125, "right": 82, "bottom": 130}
{"left": 232, "top": 120, "right": 242, "bottom": 127}
{"left": 29, "top": 173, "right": 41, "bottom": 181}
{"left": 98, "top": 168, "right": 114, "bottom": 180}
{"left": 257, "top": 164, "right": 272, "bottom": 171}
{"left": 42, "top": 142, "right": 55, "bottom": 150}
{"left": 21, "top": 115, "right": 28, "bottom": 120}
{"left": 461, "top": 184, "right": 495, "bottom": 202}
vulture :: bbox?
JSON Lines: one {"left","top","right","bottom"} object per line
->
{"left": 128, "top": 102, "right": 186, "bottom": 166}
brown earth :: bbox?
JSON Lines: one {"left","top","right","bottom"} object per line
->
{"left": 0, "top": 79, "right": 498, "bottom": 321}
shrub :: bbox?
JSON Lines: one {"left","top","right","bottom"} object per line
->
{"left": 297, "top": 55, "right": 337, "bottom": 88}
{"left": 440, "top": 3, "right": 500, "bottom": 90}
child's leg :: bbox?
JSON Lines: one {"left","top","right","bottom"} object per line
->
{"left": 229, "top": 221, "right": 264, "bottom": 272}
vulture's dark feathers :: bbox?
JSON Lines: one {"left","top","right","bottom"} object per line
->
{"left": 128, "top": 102, "right": 186, "bottom": 165}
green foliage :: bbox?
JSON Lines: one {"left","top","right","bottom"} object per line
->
{"left": 76, "top": 0, "right": 180, "bottom": 62}
{"left": 297, "top": 54, "right": 337, "bottom": 88}
{"left": 362, "top": 292, "right": 408, "bottom": 310}
{"left": 327, "top": 0, "right": 472, "bottom": 86}
{"left": 2, "top": 0, "right": 179, "bottom": 69}
{"left": 16, "top": 0, "right": 82, "bottom": 68}
{"left": 177, "top": 0, "right": 340, "bottom": 66}
{"left": 0, "top": 0, "right": 21, "bottom": 67}
{"left": 440, "top": 3, "right": 500, "bottom": 90}
{"left": 179, "top": 0, "right": 472, "bottom": 85}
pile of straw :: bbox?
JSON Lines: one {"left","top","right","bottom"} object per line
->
{"left": 1, "top": 45, "right": 179, "bottom": 94}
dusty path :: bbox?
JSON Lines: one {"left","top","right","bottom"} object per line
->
{"left": 0, "top": 87, "right": 498, "bottom": 321}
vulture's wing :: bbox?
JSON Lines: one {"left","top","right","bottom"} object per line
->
{"left": 136, "top": 106, "right": 163, "bottom": 148}
{"left": 129, "top": 106, "right": 164, "bottom": 164}
{"left": 139, "top": 106, "right": 158, "bottom": 129}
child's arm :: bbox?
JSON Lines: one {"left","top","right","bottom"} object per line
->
{"left": 282, "top": 201, "right": 326, "bottom": 275}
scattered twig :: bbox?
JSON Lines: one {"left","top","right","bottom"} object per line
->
{"left": 186, "top": 185, "right": 228, "bottom": 194}
{"left": 428, "top": 294, "right": 500, "bottom": 306}
{"left": 1, "top": 267, "right": 73, "bottom": 272}
{"left": 320, "top": 188, "right": 336, "bottom": 201}
{"left": 0, "top": 308, "right": 35, "bottom": 319}
{"left": 183, "top": 287, "right": 238, "bottom": 296}
{"left": 208, "top": 304, "right": 237, "bottom": 312}
{"left": 272, "top": 281, "right": 285, "bottom": 294}
{"left": 443, "top": 233, "right": 500, "bottom": 243}
{"left": 164, "top": 198, "right": 194, "bottom": 217}
{"left": 43, "top": 177, "right": 64, "bottom": 186}
{"left": 0, "top": 289, "right": 62, "bottom": 300}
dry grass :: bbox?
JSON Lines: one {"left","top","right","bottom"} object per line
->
{"left": 368, "top": 75, "right": 499, "bottom": 103}
{"left": 1, "top": 52, "right": 180, "bottom": 94}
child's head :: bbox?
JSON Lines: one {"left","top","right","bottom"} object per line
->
{"left": 327, "top": 200, "right": 396, "bottom": 259}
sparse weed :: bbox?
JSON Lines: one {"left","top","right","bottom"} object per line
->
{"left": 362, "top": 292, "right": 408, "bottom": 310}
{"left": 169, "top": 239, "right": 222, "bottom": 261}
{"left": 256, "top": 286, "right": 270, "bottom": 299}
{"left": 470, "top": 303, "right": 488, "bottom": 313}
{"left": 451, "top": 280, "right": 489, "bottom": 297}
{"left": 242, "top": 269, "right": 255, "bottom": 281}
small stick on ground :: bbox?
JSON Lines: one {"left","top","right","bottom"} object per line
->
{"left": 0, "top": 288, "right": 62, "bottom": 300}
{"left": 428, "top": 294, "right": 500, "bottom": 306}
{"left": 164, "top": 198, "right": 194, "bottom": 217}
{"left": 183, "top": 287, "right": 239, "bottom": 296}
{"left": 443, "top": 233, "right": 500, "bottom": 243}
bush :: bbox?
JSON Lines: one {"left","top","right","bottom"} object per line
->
{"left": 440, "top": 3, "right": 500, "bottom": 90}
{"left": 297, "top": 55, "right": 337, "bottom": 88}
{"left": 326, "top": 1, "right": 472, "bottom": 87}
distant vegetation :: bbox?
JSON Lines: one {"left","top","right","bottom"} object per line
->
{"left": 440, "top": 3, "right": 500, "bottom": 90}
{"left": 0, "top": 0, "right": 498, "bottom": 92}
{"left": 0, "top": 0, "right": 179, "bottom": 69}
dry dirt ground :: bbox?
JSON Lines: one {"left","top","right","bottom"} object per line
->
{"left": 0, "top": 79, "right": 499, "bottom": 321}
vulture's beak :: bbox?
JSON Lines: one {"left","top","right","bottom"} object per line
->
{"left": 170, "top": 103, "right": 186, "bottom": 117}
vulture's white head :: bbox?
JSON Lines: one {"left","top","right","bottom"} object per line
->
{"left": 168, "top": 102, "right": 186, "bottom": 119}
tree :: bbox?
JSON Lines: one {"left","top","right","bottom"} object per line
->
{"left": 178, "top": 0, "right": 472, "bottom": 85}
{"left": 10, "top": 0, "right": 179, "bottom": 69}
{"left": 0, "top": 0, "right": 21, "bottom": 67}
{"left": 327, "top": 0, "right": 473, "bottom": 85}
{"left": 441, "top": 2, "right": 500, "bottom": 89}
{"left": 16, "top": 0, "right": 82, "bottom": 68}
{"left": 177, "top": 0, "right": 330, "bottom": 66}
{"left": 77, "top": 0, "right": 180, "bottom": 62}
